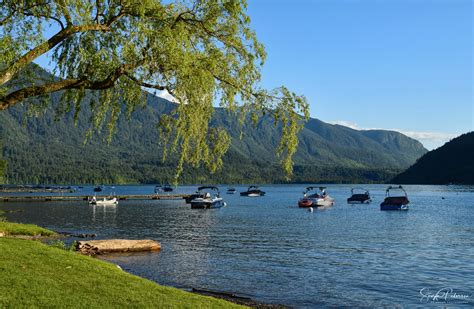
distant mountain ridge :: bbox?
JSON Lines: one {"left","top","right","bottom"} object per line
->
{"left": 0, "top": 65, "right": 427, "bottom": 184}
{"left": 392, "top": 132, "right": 474, "bottom": 184}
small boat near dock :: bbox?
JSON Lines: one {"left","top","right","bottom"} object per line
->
{"left": 298, "top": 186, "right": 334, "bottom": 208}
{"left": 190, "top": 186, "right": 227, "bottom": 209}
{"left": 154, "top": 184, "right": 174, "bottom": 193}
{"left": 226, "top": 187, "right": 236, "bottom": 194}
{"left": 163, "top": 184, "right": 174, "bottom": 192}
{"left": 93, "top": 186, "right": 103, "bottom": 192}
{"left": 380, "top": 185, "right": 409, "bottom": 210}
{"left": 240, "top": 186, "right": 265, "bottom": 197}
{"left": 88, "top": 196, "right": 118, "bottom": 206}
{"left": 347, "top": 188, "right": 372, "bottom": 204}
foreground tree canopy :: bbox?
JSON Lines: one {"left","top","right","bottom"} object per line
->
{"left": 0, "top": 0, "right": 308, "bottom": 182}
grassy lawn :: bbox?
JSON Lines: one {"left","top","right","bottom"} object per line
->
{"left": 0, "top": 238, "right": 243, "bottom": 308}
{"left": 0, "top": 221, "right": 56, "bottom": 236}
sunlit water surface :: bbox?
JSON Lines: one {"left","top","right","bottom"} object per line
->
{"left": 3, "top": 184, "right": 474, "bottom": 307}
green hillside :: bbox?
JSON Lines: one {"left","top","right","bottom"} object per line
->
{"left": 0, "top": 65, "right": 427, "bottom": 184}
{"left": 392, "top": 132, "right": 474, "bottom": 184}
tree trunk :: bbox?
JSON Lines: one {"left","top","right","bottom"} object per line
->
{"left": 76, "top": 239, "right": 161, "bottom": 255}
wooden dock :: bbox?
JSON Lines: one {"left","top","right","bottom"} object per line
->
{"left": 0, "top": 194, "right": 191, "bottom": 203}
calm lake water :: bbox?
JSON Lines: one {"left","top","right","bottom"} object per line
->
{"left": 2, "top": 184, "right": 474, "bottom": 307}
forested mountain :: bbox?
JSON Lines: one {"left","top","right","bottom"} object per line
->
{"left": 392, "top": 132, "right": 474, "bottom": 184}
{"left": 0, "top": 65, "right": 427, "bottom": 184}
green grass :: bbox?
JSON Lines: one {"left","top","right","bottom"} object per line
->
{"left": 0, "top": 237, "right": 244, "bottom": 308}
{"left": 0, "top": 221, "right": 55, "bottom": 236}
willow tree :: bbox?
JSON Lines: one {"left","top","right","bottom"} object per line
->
{"left": 0, "top": 0, "right": 308, "bottom": 182}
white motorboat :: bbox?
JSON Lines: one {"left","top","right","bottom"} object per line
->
{"left": 89, "top": 196, "right": 118, "bottom": 206}
{"left": 190, "top": 186, "right": 226, "bottom": 209}
{"left": 298, "top": 186, "right": 334, "bottom": 208}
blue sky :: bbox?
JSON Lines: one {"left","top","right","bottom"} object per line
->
{"left": 246, "top": 0, "right": 472, "bottom": 149}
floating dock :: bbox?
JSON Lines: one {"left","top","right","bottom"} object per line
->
{"left": 0, "top": 194, "right": 191, "bottom": 202}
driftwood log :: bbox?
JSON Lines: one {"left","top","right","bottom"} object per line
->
{"left": 76, "top": 239, "right": 161, "bottom": 255}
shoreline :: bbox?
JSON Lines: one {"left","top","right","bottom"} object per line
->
{"left": 0, "top": 235, "right": 244, "bottom": 308}
{"left": 0, "top": 219, "right": 285, "bottom": 308}
{"left": 0, "top": 217, "right": 241, "bottom": 307}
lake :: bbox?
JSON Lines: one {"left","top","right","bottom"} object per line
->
{"left": 2, "top": 184, "right": 474, "bottom": 307}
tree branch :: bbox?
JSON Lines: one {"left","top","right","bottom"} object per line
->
{"left": 94, "top": 0, "right": 101, "bottom": 22}
{"left": 0, "top": 24, "right": 111, "bottom": 86}
{"left": 125, "top": 73, "right": 174, "bottom": 95}
{"left": 0, "top": 10, "right": 16, "bottom": 26}
{"left": 0, "top": 63, "right": 135, "bottom": 110}
{"left": 0, "top": 79, "right": 82, "bottom": 110}
{"left": 106, "top": 9, "right": 125, "bottom": 26}
{"left": 23, "top": 11, "right": 65, "bottom": 30}
{"left": 55, "top": 0, "right": 72, "bottom": 26}
{"left": 0, "top": 1, "right": 51, "bottom": 26}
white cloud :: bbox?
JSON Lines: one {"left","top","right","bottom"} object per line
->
{"left": 395, "top": 130, "right": 457, "bottom": 142}
{"left": 329, "top": 120, "right": 459, "bottom": 150}
{"left": 156, "top": 89, "right": 178, "bottom": 103}
{"left": 394, "top": 130, "right": 458, "bottom": 150}
{"left": 329, "top": 120, "right": 360, "bottom": 130}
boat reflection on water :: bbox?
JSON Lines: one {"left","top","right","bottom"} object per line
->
{"left": 91, "top": 201, "right": 118, "bottom": 223}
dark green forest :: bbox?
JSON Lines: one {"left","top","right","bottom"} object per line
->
{"left": 0, "top": 141, "right": 5, "bottom": 183}
{"left": 0, "top": 65, "right": 427, "bottom": 185}
{"left": 392, "top": 132, "right": 474, "bottom": 184}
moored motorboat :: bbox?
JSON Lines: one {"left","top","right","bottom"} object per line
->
{"left": 226, "top": 187, "right": 236, "bottom": 194}
{"left": 347, "top": 188, "right": 372, "bottom": 204}
{"left": 298, "top": 186, "right": 334, "bottom": 208}
{"left": 240, "top": 186, "right": 265, "bottom": 197}
{"left": 155, "top": 184, "right": 173, "bottom": 193}
{"left": 190, "top": 186, "right": 226, "bottom": 209}
{"left": 380, "top": 185, "right": 409, "bottom": 210}
{"left": 89, "top": 196, "right": 118, "bottom": 206}
{"left": 163, "top": 184, "right": 174, "bottom": 192}
{"left": 93, "top": 186, "right": 103, "bottom": 192}
{"left": 184, "top": 191, "right": 205, "bottom": 204}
